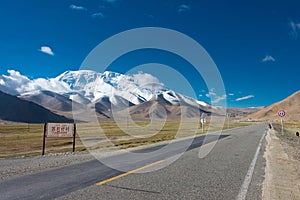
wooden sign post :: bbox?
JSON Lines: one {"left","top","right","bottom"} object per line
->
{"left": 42, "top": 123, "right": 76, "bottom": 155}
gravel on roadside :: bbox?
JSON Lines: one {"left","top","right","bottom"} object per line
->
{"left": 0, "top": 152, "right": 95, "bottom": 181}
{"left": 263, "top": 127, "right": 300, "bottom": 200}
{"left": 274, "top": 125, "right": 300, "bottom": 161}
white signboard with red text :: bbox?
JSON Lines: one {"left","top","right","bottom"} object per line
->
{"left": 42, "top": 123, "right": 76, "bottom": 155}
{"left": 46, "top": 123, "right": 75, "bottom": 138}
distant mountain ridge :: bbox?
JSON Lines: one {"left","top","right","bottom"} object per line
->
{"left": 0, "top": 91, "right": 72, "bottom": 123}
{"left": 244, "top": 90, "right": 300, "bottom": 122}
{"left": 20, "top": 90, "right": 83, "bottom": 112}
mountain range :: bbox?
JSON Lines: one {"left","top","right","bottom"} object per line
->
{"left": 0, "top": 70, "right": 223, "bottom": 123}
{"left": 2, "top": 70, "right": 298, "bottom": 123}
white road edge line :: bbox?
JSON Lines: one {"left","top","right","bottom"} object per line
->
{"left": 236, "top": 131, "right": 266, "bottom": 200}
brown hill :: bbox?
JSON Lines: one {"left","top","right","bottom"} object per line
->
{"left": 244, "top": 90, "right": 300, "bottom": 122}
{"left": 20, "top": 91, "right": 84, "bottom": 113}
{"left": 0, "top": 91, "right": 73, "bottom": 123}
{"left": 113, "top": 99, "right": 223, "bottom": 122}
{"left": 227, "top": 107, "right": 264, "bottom": 119}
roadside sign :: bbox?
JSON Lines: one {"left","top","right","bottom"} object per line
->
{"left": 200, "top": 113, "right": 206, "bottom": 122}
{"left": 277, "top": 110, "right": 286, "bottom": 135}
{"left": 200, "top": 118, "right": 206, "bottom": 124}
{"left": 278, "top": 110, "right": 286, "bottom": 117}
{"left": 46, "top": 123, "right": 74, "bottom": 138}
{"left": 200, "top": 113, "right": 206, "bottom": 133}
{"left": 42, "top": 123, "right": 76, "bottom": 155}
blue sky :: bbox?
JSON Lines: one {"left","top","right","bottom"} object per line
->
{"left": 0, "top": 0, "right": 300, "bottom": 107}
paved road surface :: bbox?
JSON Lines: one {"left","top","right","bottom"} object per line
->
{"left": 0, "top": 123, "right": 267, "bottom": 200}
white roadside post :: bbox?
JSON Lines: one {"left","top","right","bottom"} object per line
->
{"left": 200, "top": 113, "right": 206, "bottom": 133}
{"left": 277, "top": 110, "right": 286, "bottom": 135}
{"left": 227, "top": 113, "right": 230, "bottom": 129}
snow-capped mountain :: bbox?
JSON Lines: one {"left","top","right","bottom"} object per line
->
{"left": 54, "top": 70, "right": 167, "bottom": 104}
{"left": 0, "top": 69, "right": 208, "bottom": 107}
{"left": 53, "top": 70, "right": 212, "bottom": 108}
{"left": 0, "top": 69, "right": 220, "bottom": 121}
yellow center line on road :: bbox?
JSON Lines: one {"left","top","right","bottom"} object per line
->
{"left": 96, "top": 134, "right": 231, "bottom": 186}
{"left": 96, "top": 160, "right": 165, "bottom": 186}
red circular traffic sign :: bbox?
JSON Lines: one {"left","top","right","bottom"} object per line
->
{"left": 278, "top": 110, "right": 286, "bottom": 117}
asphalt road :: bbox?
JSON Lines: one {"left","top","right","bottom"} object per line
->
{"left": 0, "top": 123, "right": 267, "bottom": 200}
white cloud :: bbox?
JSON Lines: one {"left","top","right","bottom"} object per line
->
{"left": 145, "top": 14, "right": 155, "bottom": 19}
{"left": 205, "top": 88, "right": 226, "bottom": 104}
{"left": 69, "top": 4, "right": 87, "bottom": 11}
{"left": 132, "top": 73, "right": 163, "bottom": 88}
{"left": 24, "top": 78, "right": 71, "bottom": 94}
{"left": 106, "top": 72, "right": 165, "bottom": 98}
{"left": 205, "top": 88, "right": 216, "bottom": 98}
{"left": 212, "top": 94, "right": 227, "bottom": 103}
{"left": 236, "top": 95, "right": 254, "bottom": 101}
{"left": 289, "top": 20, "right": 300, "bottom": 39}
{"left": 102, "top": 0, "right": 120, "bottom": 3}
{"left": 0, "top": 70, "right": 71, "bottom": 95}
{"left": 0, "top": 70, "right": 165, "bottom": 97}
{"left": 92, "top": 12, "right": 105, "bottom": 18}
{"left": 178, "top": 4, "right": 191, "bottom": 13}
{"left": 262, "top": 55, "right": 275, "bottom": 62}
{"left": 39, "top": 46, "right": 54, "bottom": 56}
{"left": 228, "top": 93, "right": 234, "bottom": 96}
{"left": 0, "top": 70, "right": 30, "bottom": 95}
{"left": 100, "top": 0, "right": 121, "bottom": 5}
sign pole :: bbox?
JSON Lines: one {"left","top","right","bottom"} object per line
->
{"left": 281, "top": 118, "right": 284, "bottom": 135}
{"left": 42, "top": 123, "right": 47, "bottom": 156}
{"left": 278, "top": 110, "right": 286, "bottom": 136}
{"left": 72, "top": 124, "right": 76, "bottom": 152}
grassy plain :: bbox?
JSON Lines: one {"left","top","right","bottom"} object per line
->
{"left": 0, "top": 120, "right": 251, "bottom": 158}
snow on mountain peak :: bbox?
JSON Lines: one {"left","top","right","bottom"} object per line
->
{"left": 0, "top": 69, "right": 211, "bottom": 109}
{"left": 55, "top": 70, "right": 99, "bottom": 90}
{"left": 53, "top": 70, "right": 168, "bottom": 104}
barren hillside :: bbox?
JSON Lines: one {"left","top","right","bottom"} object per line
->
{"left": 244, "top": 90, "right": 300, "bottom": 122}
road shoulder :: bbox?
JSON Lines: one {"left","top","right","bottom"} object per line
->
{"left": 262, "top": 128, "right": 300, "bottom": 199}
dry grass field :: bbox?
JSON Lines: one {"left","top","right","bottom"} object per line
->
{"left": 0, "top": 120, "right": 251, "bottom": 158}
{"left": 272, "top": 121, "right": 300, "bottom": 135}
{"left": 282, "top": 122, "right": 300, "bottom": 133}
{"left": 0, "top": 124, "right": 86, "bottom": 158}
